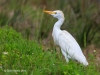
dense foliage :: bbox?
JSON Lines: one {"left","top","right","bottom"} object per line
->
{"left": 0, "top": 0, "right": 100, "bottom": 75}
{"left": 0, "top": 26, "right": 100, "bottom": 75}
{"left": 0, "top": 0, "right": 100, "bottom": 47}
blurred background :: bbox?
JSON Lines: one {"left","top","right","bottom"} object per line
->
{"left": 0, "top": 0, "right": 100, "bottom": 60}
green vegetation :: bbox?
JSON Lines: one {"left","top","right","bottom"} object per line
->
{"left": 0, "top": 26, "right": 100, "bottom": 75}
{"left": 0, "top": 0, "right": 100, "bottom": 75}
{"left": 0, "top": 0, "right": 100, "bottom": 47}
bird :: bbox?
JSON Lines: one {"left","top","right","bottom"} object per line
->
{"left": 44, "top": 10, "right": 88, "bottom": 66}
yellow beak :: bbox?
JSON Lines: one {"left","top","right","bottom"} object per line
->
{"left": 43, "top": 10, "right": 55, "bottom": 14}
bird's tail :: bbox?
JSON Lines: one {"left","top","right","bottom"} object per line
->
{"left": 81, "top": 60, "right": 88, "bottom": 66}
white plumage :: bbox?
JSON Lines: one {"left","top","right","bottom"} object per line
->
{"left": 44, "top": 10, "right": 88, "bottom": 66}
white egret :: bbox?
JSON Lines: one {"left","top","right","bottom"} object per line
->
{"left": 44, "top": 10, "right": 88, "bottom": 66}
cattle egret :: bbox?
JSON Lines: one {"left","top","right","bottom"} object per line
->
{"left": 44, "top": 10, "right": 88, "bottom": 66}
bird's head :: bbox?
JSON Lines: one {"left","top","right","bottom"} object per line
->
{"left": 44, "top": 10, "right": 64, "bottom": 19}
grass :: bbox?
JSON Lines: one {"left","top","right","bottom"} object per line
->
{"left": 0, "top": 26, "right": 100, "bottom": 75}
{"left": 0, "top": 0, "right": 100, "bottom": 47}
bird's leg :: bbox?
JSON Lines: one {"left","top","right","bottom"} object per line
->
{"left": 61, "top": 49, "right": 69, "bottom": 62}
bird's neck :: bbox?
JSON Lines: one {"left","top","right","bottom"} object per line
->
{"left": 53, "top": 18, "right": 64, "bottom": 30}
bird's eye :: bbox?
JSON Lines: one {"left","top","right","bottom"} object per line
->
{"left": 55, "top": 12, "right": 57, "bottom": 14}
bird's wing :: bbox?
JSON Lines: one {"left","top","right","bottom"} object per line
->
{"left": 58, "top": 30, "right": 85, "bottom": 59}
